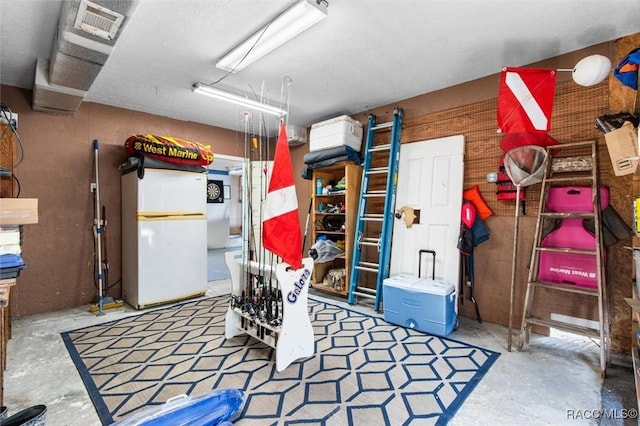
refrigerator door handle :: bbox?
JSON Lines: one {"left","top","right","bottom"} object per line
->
{"left": 136, "top": 212, "right": 206, "bottom": 220}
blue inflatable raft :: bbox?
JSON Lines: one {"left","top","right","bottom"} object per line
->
{"left": 110, "top": 388, "right": 245, "bottom": 426}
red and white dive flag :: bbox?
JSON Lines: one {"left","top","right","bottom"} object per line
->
{"left": 497, "top": 67, "right": 557, "bottom": 133}
{"left": 262, "top": 122, "right": 303, "bottom": 269}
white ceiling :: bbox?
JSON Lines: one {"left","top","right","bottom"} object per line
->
{"left": 1, "top": 0, "right": 640, "bottom": 136}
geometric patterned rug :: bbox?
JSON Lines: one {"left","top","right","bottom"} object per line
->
{"left": 61, "top": 296, "right": 500, "bottom": 425}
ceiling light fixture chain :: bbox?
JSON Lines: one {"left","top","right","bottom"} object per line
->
{"left": 222, "top": 18, "right": 272, "bottom": 76}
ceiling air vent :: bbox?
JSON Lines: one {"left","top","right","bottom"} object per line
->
{"left": 74, "top": 0, "right": 125, "bottom": 40}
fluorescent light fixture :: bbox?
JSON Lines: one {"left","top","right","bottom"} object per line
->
{"left": 192, "top": 83, "right": 287, "bottom": 116}
{"left": 216, "top": 0, "right": 328, "bottom": 73}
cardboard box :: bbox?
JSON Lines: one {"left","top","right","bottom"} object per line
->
{"left": 604, "top": 121, "right": 639, "bottom": 176}
{"left": 0, "top": 198, "right": 38, "bottom": 225}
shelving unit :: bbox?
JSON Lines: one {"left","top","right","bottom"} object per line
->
{"left": 311, "top": 161, "right": 362, "bottom": 297}
{"left": 625, "top": 296, "right": 640, "bottom": 408}
{"left": 0, "top": 122, "right": 16, "bottom": 407}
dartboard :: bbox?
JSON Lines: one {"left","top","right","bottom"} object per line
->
{"left": 207, "top": 180, "right": 223, "bottom": 203}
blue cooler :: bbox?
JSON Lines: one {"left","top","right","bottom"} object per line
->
{"left": 383, "top": 273, "right": 456, "bottom": 336}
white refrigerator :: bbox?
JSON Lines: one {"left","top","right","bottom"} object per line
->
{"left": 121, "top": 168, "right": 208, "bottom": 309}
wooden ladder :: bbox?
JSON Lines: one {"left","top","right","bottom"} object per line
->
{"left": 516, "top": 140, "right": 610, "bottom": 378}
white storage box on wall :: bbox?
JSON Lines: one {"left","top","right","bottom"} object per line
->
{"left": 286, "top": 124, "right": 308, "bottom": 146}
{"left": 309, "top": 115, "right": 363, "bottom": 152}
{"left": 383, "top": 274, "right": 457, "bottom": 337}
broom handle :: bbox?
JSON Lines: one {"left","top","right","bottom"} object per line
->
{"left": 507, "top": 184, "right": 521, "bottom": 351}
{"left": 102, "top": 205, "right": 109, "bottom": 298}
{"left": 94, "top": 140, "right": 104, "bottom": 315}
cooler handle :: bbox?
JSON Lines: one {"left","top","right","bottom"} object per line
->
{"left": 418, "top": 249, "right": 436, "bottom": 280}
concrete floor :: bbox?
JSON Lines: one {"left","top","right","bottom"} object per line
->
{"left": 2, "top": 278, "right": 637, "bottom": 425}
{"left": 207, "top": 235, "right": 243, "bottom": 281}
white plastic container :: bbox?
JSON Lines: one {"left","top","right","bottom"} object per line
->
{"left": 383, "top": 274, "right": 457, "bottom": 336}
{"left": 309, "top": 115, "right": 363, "bottom": 152}
{"left": 286, "top": 124, "right": 307, "bottom": 146}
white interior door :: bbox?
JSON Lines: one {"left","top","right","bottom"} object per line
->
{"left": 390, "top": 135, "right": 464, "bottom": 291}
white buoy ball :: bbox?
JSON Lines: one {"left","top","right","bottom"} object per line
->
{"left": 572, "top": 54, "right": 612, "bottom": 86}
